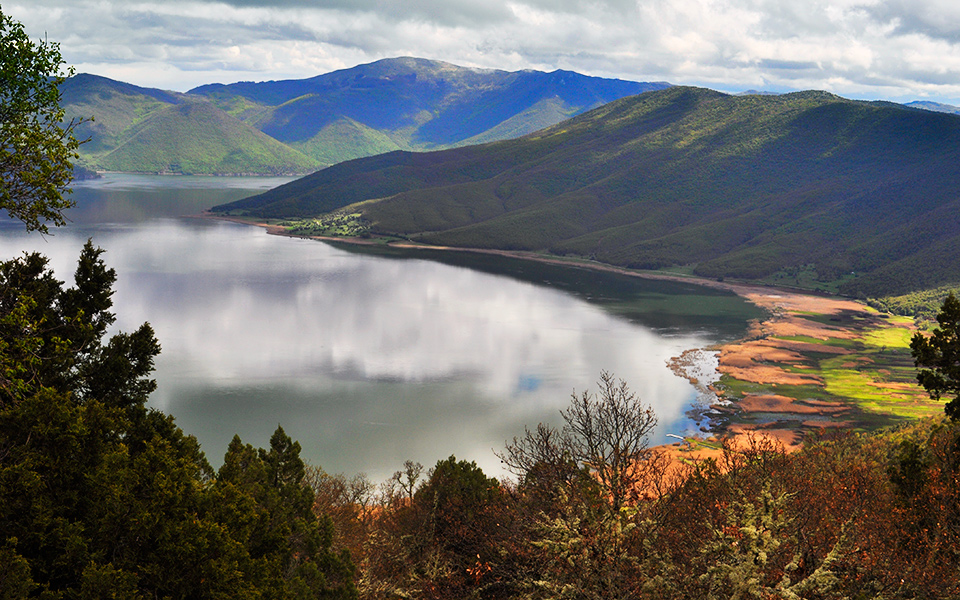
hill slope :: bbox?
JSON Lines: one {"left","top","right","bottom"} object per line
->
{"left": 215, "top": 87, "right": 960, "bottom": 297}
{"left": 62, "top": 74, "right": 318, "bottom": 175}
{"left": 190, "top": 57, "right": 669, "bottom": 164}
{"left": 63, "top": 61, "right": 666, "bottom": 173}
{"left": 94, "top": 102, "right": 317, "bottom": 175}
{"left": 904, "top": 100, "right": 960, "bottom": 115}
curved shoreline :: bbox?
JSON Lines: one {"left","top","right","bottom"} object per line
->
{"left": 197, "top": 213, "right": 895, "bottom": 451}
{"left": 199, "top": 212, "right": 794, "bottom": 298}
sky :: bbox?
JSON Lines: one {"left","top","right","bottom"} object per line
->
{"left": 9, "top": 0, "right": 960, "bottom": 104}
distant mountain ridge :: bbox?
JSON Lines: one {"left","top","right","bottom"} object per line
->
{"left": 904, "top": 100, "right": 960, "bottom": 115}
{"left": 214, "top": 86, "right": 960, "bottom": 297}
{"left": 62, "top": 58, "right": 668, "bottom": 175}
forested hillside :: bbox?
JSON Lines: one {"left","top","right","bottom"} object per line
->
{"left": 216, "top": 86, "right": 960, "bottom": 297}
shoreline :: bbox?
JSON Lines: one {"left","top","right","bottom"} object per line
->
{"left": 199, "top": 212, "right": 800, "bottom": 298}
{"left": 198, "top": 212, "right": 922, "bottom": 453}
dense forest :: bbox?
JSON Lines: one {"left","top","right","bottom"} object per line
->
{"left": 4, "top": 8, "right": 960, "bottom": 599}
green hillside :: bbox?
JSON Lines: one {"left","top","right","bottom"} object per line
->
{"left": 96, "top": 101, "right": 317, "bottom": 175}
{"left": 61, "top": 74, "right": 183, "bottom": 163}
{"left": 62, "top": 74, "right": 318, "bottom": 175}
{"left": 215, "top": 86, "right": 960, "bottom": 297}
{"left": 289, "top": 117, "right": 409, "bottom": 165}
{"left": 63, "top": 60, "right": 666, "bottom": 173}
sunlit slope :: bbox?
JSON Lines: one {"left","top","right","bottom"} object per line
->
{"left": 216, "top": 87, "right": 960, "bottom": 297}
{"left": 94, "top": 102, "right": 317, "bottom": 175}
{"left": 61, "top": 74, "right": 182, "bottom": 163}
{"left": 61, "top": 74, "right": 318, "bottom": 175}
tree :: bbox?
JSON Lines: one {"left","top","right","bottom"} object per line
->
{"left": 911, "top": 292, "right": 960, "bottom": 419}
{"left": 499, "top": 371, "right": 659, "bottom": 512}
{"left": 0, "top": 244, "right": 358, "bottom": 598}
{"left": 0, "top": 7, "right": 82, "bottom": 232}
{"left": 497, "top": 373, "right": 663, "bottom": 599}
{"left": 390, "top": 459, "right": 424, "bottom": 501}
{"left": 214, "top": 428, "right": 358, "bottom": 599}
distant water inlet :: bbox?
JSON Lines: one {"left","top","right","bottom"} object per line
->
{"left": 0, "top": 174, "right": 763, "bottom": 480}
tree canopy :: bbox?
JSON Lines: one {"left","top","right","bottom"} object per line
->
{"left": 0, "top": 243, "right": 358, "bottom": 598}
{"left": 0, "top": 7, "right": 81, "bottom": 232}
{"left": 911, "top": 292, "right": 960, "bottom": 419}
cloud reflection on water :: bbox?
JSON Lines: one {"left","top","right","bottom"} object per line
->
{"left": 0, "top": 215, "right": 713, "bottom": 480}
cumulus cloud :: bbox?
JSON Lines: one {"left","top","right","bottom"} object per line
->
{"left": 7, "top": 0, "right": 960, "bottom": 102}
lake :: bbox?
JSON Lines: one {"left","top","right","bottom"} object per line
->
{"left": 0, "top": 174, "right": 764, "bottom": 481}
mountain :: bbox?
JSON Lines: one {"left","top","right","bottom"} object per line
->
{"left": 62, "top": 74, "right": 317, "bottom": 175}
{"left": 190, "top": 57, "right": 668, "bottom": 165}
{"left": 62, "top": 60, "right": 668, "bottom": 174}
{"left": 904, "top": 100, "right": 960, "bottom": 115}
{"left": 214, "top": 86, "right": 960, "bottom": 298}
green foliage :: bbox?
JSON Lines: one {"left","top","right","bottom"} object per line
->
{"left": 521, "top": 489, "right": 648, "bottom": 600}
{"left": 0, "top": 244, "right": 357, "bottom": 599}
{"left": 869, "top": 284, "right": 960, "bottom": 319}
{"left": 0, "top": 8, "right": 81, "bottom": 232}
{"left": 287, "top": 213, "right": 370, "bottom": 237}
{"left": 213, "top": 429, "right": 358, "bottom": 599}
{"left": 911, "top": 292, "right": 960, "bottom": 419}
{"left": 697, "top": 485, "right": 798, "bottom": 599}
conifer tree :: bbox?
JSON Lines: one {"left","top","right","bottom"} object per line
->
{"left": 911, "top": 292, "right": 960, "bottom": 419}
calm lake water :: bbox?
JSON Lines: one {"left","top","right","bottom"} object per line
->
{"left": 0, "top": 174, "right": 763, "bottom": 481}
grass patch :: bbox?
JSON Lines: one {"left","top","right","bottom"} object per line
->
{"left": 716, "top": 297, "right": 943, "bottom": 430}
{"left": 820, "top": 362, "right": 939, "bottom": 419}
{"left": 861, "top": 326, "right": 913, "bottom": 349}
{"left": 774, "top": 335, "right": 860, "bottom": 349}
